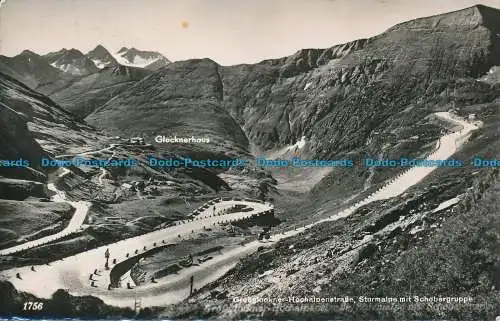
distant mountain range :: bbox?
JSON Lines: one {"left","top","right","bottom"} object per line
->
{"left": 0, "top": 45, "right": 170, "bottom": 89}
{"left": 45, "top": 48, "right": 99, "bottom": 76}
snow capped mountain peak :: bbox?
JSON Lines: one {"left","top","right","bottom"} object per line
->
{"left": 86, "top": 45, "right": 118, "bottom": 69}
{"left": 112, "top": 47, "right": 170, "bottom": 70}
{"left": 44, "top": 48, "right": 98, "bottom": 76}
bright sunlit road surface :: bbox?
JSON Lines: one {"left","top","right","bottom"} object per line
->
{"left": 1, "top": 199, "right": 273, "bottom": 306}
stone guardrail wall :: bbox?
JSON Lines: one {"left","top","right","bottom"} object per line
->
{"left": 0, "top": 227, "right": 81, "bottom": 256}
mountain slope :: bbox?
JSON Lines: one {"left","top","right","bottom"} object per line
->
{"left": 0, "top": 51, "right": 67, "bottom": 89}
{"left": 0, "top": 71, "right": 104, "bottom": 160}
{"left": 215, "top": 4, "right": 500, "bottom": 202}
{"left": 0, "top": 71, "right": 89, "bottom": 250}
{"left": 0, "top": 76, "right": 47, "bottom": 181}
{"left": 219, "top": 5, "right": 500, "bottom": 156}
{"left": 86, "top": 45, "right": 118, "bottom": 69}
{"left": 86, "top": 58, "right": 249, "bottom": 158}
{"left": 47, "top": 65, "right": 152, "bottom": 119}
{"left": 160, "top": 5, "right": 500, "bottom": 319}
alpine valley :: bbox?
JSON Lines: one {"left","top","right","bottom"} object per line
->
{"left": 0, "top": 5, "right": 499, "bottom": 321}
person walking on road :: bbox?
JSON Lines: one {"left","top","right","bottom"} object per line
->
{"left": 105, "top": 248, "right": 110, "bottom": 270}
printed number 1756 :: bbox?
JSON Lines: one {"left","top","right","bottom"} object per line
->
{"left": 23, "top": 301, "right": 44, "bottom": 311}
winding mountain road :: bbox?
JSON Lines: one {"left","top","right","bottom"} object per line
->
{"left": 0, "top": 169, "right": 91, "bottom": 256}
{"left": 0, "top": 112, "right": 479, "bottom": 309}
{"left": 0, "top": 199, "right": 273, "bottom": 303}
{"left": 0, "top": 144, "right": 123, "bottom": 255}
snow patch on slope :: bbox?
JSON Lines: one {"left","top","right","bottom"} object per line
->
{"left": 478, "top": 66, "right": 500, "bottom": 84}
{"left": 91, "top": 59, "right": 106, "bottom": 69}
{"left": 288, "top": 136, "right": 306, "bottom": 151}
{"left": 50, "top": 62, "right": 83, "bottom": 75}
{"left": 266, "top": 136, "right": 307, "bottom": 160}
{"left": 113, "top": 52, "right": 160, "bottom": 68}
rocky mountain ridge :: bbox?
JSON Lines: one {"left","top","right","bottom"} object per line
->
{"left": 44, "top": 48, "right": 99, "bottom": 76}
{"left": 0, "top": 45, "right": 171, "bottom": 92}
{"left": 86, "top": 45, "right": 119, "bottom": 69}
{"left": 0, "top": 50, "right": 68, "bottom": 89}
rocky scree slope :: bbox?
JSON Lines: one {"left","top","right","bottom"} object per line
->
{"left": 0, "top": 70, "right": 108, "bottom": 201}
{"left": 0, "top": 72, "right": 102, "bottom": 158}
{"left": 0, "top": 72, "right": 104, "bottom": 252}
{"left": 159, "top": 5, "right": 500, "bottom": 319}
{"left": 218, "top": 5, "right": 500, "bottom": 156}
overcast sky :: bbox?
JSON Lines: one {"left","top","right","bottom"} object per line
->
{"left": 1, "top": 0, "right": 499, "bottom": 65}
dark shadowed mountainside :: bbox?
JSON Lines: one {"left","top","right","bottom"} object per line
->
{"left": 46, "top": 65, "right": 152, "bottom": 119}
{"left": 0, "top": 50, "right": 67, "bottom": 89}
